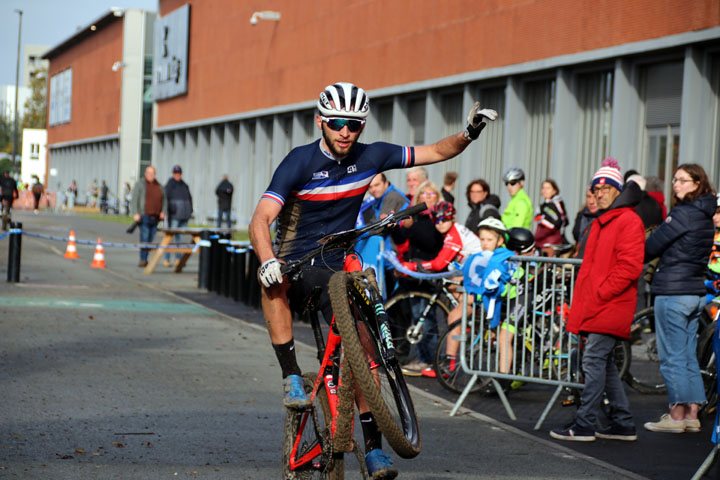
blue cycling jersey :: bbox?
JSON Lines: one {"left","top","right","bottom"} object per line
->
{"left": 262, "top": 139, "right": 414, "bottom": 263}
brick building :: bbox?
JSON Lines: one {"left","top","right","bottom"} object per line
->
{"left": 49, "top": 1, "right": 720, "bottom": 224}
{"left": 44, "top": 8, "right": 155, "bottom": 205}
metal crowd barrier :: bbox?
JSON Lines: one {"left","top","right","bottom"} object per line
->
{"left": 449, "top": 255, "right": 583, "bottom": 430}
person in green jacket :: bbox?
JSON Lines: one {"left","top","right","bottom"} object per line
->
{"left": 501, "top": 167, "right": 533, "bottom": 229}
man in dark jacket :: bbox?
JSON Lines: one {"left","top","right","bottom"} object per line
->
{"left": 164, "top": 165, "right": 193, "bottom": 266}
{"left": 550, "top": 161, "right": 645, "bottom": 443}
{"left": 215, "top": 174, "right": 234, "bottom": 228}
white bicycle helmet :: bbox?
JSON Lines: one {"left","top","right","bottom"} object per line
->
{"left": 317, "top": 82, "right": 370, "bottom": 119}
{"left": 477, "top": 217, "right": 508, "bottom": 238}
{"left": 502, "top": 167, "right": 525, "bottom": 183}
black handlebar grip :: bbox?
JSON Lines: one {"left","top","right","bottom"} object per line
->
{"left": 396, "top": 202, "right": 427, "bottom": 219}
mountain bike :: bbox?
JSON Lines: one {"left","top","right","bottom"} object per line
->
{"left": 280, "top": 204, "right": 424, "bottom": 479}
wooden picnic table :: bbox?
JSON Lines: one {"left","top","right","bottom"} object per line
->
{"left": 143, "top": 227, "right": 234, "bottom": 274}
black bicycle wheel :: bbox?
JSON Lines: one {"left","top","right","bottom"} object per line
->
{"left": 432, "top": 319, "right": 490, "bottom": 394}
{"left": 697, "top": 321, "right": 718, "bottom": 415}
{"left": 384, "top": 291, "right": 451, "bottom": 366}
{"left": 282, "top": 374, "right": 343, "bottom": 480}
{"left": 330, "top": 270, "right": 421, "bottom": 459}
{"left": 624, "top": 307, "right": 667, "bottom": 394}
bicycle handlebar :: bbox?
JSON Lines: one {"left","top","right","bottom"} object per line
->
{"left": 280, "top": 202, "right": 428, "bottom": 276}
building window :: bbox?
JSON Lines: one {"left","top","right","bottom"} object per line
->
{"left": 407, "top": 97, "right": 426, "bottom": 145}
{"left": 49, "top": 68, "right": 72, "bottom": 126}
{"left": 524, "top": 78, "right": 556, "bottom": 185}
{"left": 440, "top": 91, "right": 463, "bottom": 138}
{"left": 643, "top": 61, "right": 683, "bottom": 184}
{"left": 576, "top": 70, "right": 613, "bottom": 188}
{"left": 477, "top": 85, "right": 506, "bottom": 184}
{"left": 375, "top": 101, "right": 393, "bottom": 142}
{"left": 30, "top": 143, "right": 40, "bottom": 159}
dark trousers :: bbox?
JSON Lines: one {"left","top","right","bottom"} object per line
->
{"left": 139, "top": 214, "right": 159, "bottom": 261}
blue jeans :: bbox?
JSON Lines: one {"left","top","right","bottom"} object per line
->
{"left": 217, "top": 209, "right": 231, "bottom": 228}
{"left": 575, "top": 333, "right": 634, "bottom": 430}
{"left": 139, "top": 215, "right": 158, "bottom": 262}
{"left": 164, "top": 218, "right": 188, "bottom": 261}
{"left": 654, "top": 295, "right": 706, "bottom": 406}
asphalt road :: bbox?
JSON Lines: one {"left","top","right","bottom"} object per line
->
{"left": 0, "top": 210, "right": 715, "bottom": 479}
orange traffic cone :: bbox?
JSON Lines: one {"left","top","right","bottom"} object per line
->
{"left": 90, "top": 238, "right": 107, "bottom": 269}
{"left": 64, "top": 230, "right": 79, "bottom": 259}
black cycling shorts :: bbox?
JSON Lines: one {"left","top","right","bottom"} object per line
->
{"left": 287, "top": 265, "right": 336, "bottom": 325}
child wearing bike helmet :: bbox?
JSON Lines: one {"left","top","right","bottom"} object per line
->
{"left": 440, "top": 218, "right": 517, "bottom": 386}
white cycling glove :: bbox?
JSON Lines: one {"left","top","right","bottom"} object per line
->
{"left": 464, "top": 102, "right": 498, "bottom": 140}
{"left": 258, "top": 258, "right": 283, "bottom": 288}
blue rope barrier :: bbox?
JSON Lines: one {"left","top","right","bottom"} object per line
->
{"left": 21, "top": 231, "right": 198, "bottom": 250}
{"left": 382, "top": 250, "right": 460, "bottom": 279}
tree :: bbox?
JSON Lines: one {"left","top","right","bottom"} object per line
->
{"left": 22, "top": 67, "right": 47, "bottom": 129}
{"left": 0, "top": 116, "right": 12, "bottom": 152}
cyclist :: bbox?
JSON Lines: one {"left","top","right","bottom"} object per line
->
{"left": 249, "top": 81, "right": 496, "bottom": 478}
{"left": 0, "top": 171, "right": 19, "bottom": 226}
{"left": 501, "top": 167, "right": 533, "bottom": 229}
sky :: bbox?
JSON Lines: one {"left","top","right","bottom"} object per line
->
{"left": 0, "top": 0, "right": 158, "bottom": 86}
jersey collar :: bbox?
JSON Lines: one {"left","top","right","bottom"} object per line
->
{"left": 319, "top": 139, "right": 348, "bottom": 163}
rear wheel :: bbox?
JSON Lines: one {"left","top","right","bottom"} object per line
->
{"left": 384, "top": 291, "right": 450, "bottom": 366}
{"left": 432, "top": 319, "right": 490, "bottom": 394}
{"left": 330, "top": 271, "right": 422, "bottom": 459}
{"left": 282, "top": 374, "right": 343, "bottom": 479}
{"left": 624, "top": 307, "right": 667, "bottom": 394}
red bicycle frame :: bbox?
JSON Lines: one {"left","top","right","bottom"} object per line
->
{"left": 287, "top": 253, "right": 363, "bottom": 472}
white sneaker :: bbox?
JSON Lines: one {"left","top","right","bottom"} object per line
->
{"left": 643, "top": 413, "right": 686, "bottom": 433}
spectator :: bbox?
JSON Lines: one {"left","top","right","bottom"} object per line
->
{"left": 362, "top": 173, "right": 408, "bottom": 224}
{"left": 67, "top": 180, "right": 78, "bottom": 210}
{"left": 131, "top": 166, "right": 166, "bottom": 267}
{"left": 572, "top": 186, "right": 598, "bottom": 244}
{"left": 441, "top": 171, "right": 458, "bottom": 204}
{"left": 646, "top": 176, "right": 667, "bottom": 220}
{"left": 164, "top": 165, "right": 193, "bottom": 267}
{"left": 710, "top": 193, "right": 720, "bottom": 274}
{"left": 123, "top": 182, "right": 132, "bottom": 216}
{"left": 464, "top": 178, "right": 501, "bottom": 235}
{"left": 533, "top": 178, "right": 567, "bottom": 256}
{"left": 405, "top": 166, "right": 428, "bottom": 204}
{"left": 31, "top": 176, "right": 44, "bottom": 213}
{"left": 215, "top": 174, "right": 234, "bottom": 228}
{"left": 643, "top": 164, "right": 716, "bottom": 434}
{"left": 626, "top": 174, "right": 663, "bottom": 229}
{"left": 550, "top": 159, "right": 645, "bottom": 442}
{"left": 0, "top": 170, "right": 18, "bottom": 207}
{"left": 501, "top": 167, "right": 533, "bottom": 229}
{"left": 391, "top": 180, "right": 444, "bottom": 372}
{"left": 89, "top": 179, "right": 99, "bottom": 208}
{"left": 99, "top": 180, "right": 109, "bottom": 214}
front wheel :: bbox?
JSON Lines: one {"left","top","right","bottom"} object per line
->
{"left": 330, "top": 270, "right": 421, "bottom": 459}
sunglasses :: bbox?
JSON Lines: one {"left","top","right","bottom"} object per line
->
{"left": 505, "top": 180, "right": 518, "bottom": 187}
{"left": 321, "top": 116, "right": 365, "bottom": 132}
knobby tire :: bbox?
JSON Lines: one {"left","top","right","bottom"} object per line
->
{"left": 329, "top": 270, "right": 422, "bottom": 459}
